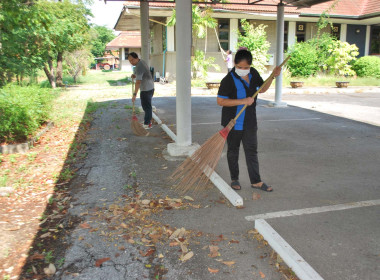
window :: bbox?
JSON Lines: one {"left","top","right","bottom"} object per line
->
{"left": 218, "top": 19, "right": 229, "bottom": 51}
{"left": 284, "top": 21, "right": 289, "bottom": 51}
{"left": 296, "top": 22, "right": 306, "bottom": 42}
{"left": 370, "top": 26, "right": 380, "bottom": 55}
{"left": 331, "top": 24, "right": 340, "bottom": 39}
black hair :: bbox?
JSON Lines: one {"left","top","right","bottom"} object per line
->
{"left": 234, "top": 49, "right": 252, "bottom": 65}
{"left": 227, "top": 50, "right": 232, "bottom": 55}
{"left": 128, "top": 52, "right": 139, "bottom": 59}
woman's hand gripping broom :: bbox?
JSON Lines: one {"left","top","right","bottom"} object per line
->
{"left": 171, "top": 56, "right": 290, "bottom": 193}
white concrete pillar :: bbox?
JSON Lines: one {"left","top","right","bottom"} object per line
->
{"left": 229, "top": 18, "right": 238, "bottom": 52}
{"left": 167, "top": 0, "right": 199, "bottom": 157}
{"left": 119, "top": 48, "right": 124, "bottom": 70}
{"left": 340, "top": 24, "right": 347, "bottom": 42}
{"left": 167, "top": 18, "right": 175, "bottom": 52}
{"left": 270, "top": 3, "right": 287, "bottom": 107}
{"left": 140, "top": 0, "right": 150, "bottom": 66}
{"left": 288, "top": 21, "right": 296, "bottom": 49}
{"left": 365, "top": 25, "right": 371, "bottom": 56}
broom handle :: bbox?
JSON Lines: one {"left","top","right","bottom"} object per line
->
{"left": 132, "top": 79, "right": 135, "bottom": 114}
{"left": 233, "top": 56, "right": 290, "bottom": 121}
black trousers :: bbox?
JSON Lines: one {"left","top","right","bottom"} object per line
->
{"left": 140, "top": 89, "right": 154, "bottom": 125}
{"left": 226, "top": 128, "right": 261, "bottom": 184}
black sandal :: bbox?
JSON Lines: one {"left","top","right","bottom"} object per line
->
{"left": 231, "top": 181, "right": 241, "bottom": 190}
{"left": 252, "top": 182, "right": 273, "bottom": 192}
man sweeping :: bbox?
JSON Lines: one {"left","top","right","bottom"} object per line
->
{"left": 217, "top": 49, "right": 282, "bottom": 192}
{"left": 128, "top": 52, "right": 155, "bottom": 129}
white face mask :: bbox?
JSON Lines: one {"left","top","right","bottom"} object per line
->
{"left": 235, "top": 68, "right": 250, "bottom": 77}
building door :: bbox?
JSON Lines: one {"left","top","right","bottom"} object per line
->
{"left": 347, "top": 24, "right": 366, "bottom": 57}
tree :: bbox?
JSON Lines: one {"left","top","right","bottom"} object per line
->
{"left": 0, "top": 0, "right": 50, "bottom": 86}
{"left": 64, "top": 49, "right": 93, "bottom": 83}
{"left": 90, "top": 25, "right": 116, "bottom": 58}
{"left": 237, "top": 19, "right": 270, "bottom": 74}
{"left": 38, "top": 0, "right": 91, "bottom": 87}
{"left": 0, "top": 0, "right": 91, "bottom": 88}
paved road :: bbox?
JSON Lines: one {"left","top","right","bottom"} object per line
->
{"left": 152, "top": 92, "right": 380, "bottom": 280}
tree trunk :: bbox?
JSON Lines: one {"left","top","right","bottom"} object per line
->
{"left": 43, "top": 64, "right": 56, "bottom": 88}
{"left": 56, "top": 52, "right": 64, "bottom": 87}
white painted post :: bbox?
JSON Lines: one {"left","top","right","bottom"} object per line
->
{"left": 340, "top": 24, "right": 347, "bottom": 42}
{"left": 365, "top": 25, "right": 371, "bottom": 56}
{"left": 140, "top": 0, "right": 150, "bottom": 66}
{"left": 167, "top": 18, "right": 175, "bottom": 52}
{"left": 269, "top": 2, "right": 287, "bottom": 107}
{"left": 229, "top": 18, "right": 238, "bottom": 52}
{"left": 167, "top": 0, "right": 198, "bottom": 157}
{"left": 288, "top": 21, "right": 296, "bottom": 49}
{"left": 120, "top": 48, "right": 124, "bottom": 71}
{"left": 175, "top": 0, "right": 191, "bottom": 147}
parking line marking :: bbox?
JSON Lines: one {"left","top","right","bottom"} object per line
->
{"left": 245, "top": 199, "right": 380, "bottom": 221}
{"left": 262, "top": 117, "right": 321, "bottom": 122}
{"left": 255, "top": 219, "right": 324, "bottom": 280}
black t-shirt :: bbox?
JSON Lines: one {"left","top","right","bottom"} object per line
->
{"left": 217, "top": 67, "right": 264, "bottom": 130}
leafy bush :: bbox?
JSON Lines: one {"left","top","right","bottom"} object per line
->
{"left": 237, "top": 19, "right": 270, "bottom": 74}
{"left": 191, "top": 50, "right": 220, "bottom": 79}
{"left": 0, "top": 85, "right": 55, "bottom": 143}
{"left": 287, "top": 42, "right": 319, "bottom": 77}
{"left": 324, "top": 40, "right": 359, "bottom": 76}
{"left": 352, "top": 56, "right": 380, "bottom": 78}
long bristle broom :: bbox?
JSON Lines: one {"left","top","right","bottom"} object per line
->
{"left": 171, "top": 56, "right": 290, "bottom": 193}
{"left": 130, "top": 79, "right": 149, "bottom": 137}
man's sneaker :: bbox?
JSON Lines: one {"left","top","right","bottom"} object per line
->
{"left": 143, "top": 123, "right": 152, "bottom": 129}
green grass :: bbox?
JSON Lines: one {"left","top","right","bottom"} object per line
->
{"left": 283, "top": 74, "right": 380, "bottom": 87}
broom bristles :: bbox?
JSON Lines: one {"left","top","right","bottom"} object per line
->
{"left": 171, "top": 120, "right": 235, "bottom": 193}
{"left": 131, "top": 118, "right": 149, "bottom": 136}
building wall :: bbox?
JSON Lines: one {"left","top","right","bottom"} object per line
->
{"left": 152, "top": 24, "right": 163, "bottom": 55}
{"left": 249, "top": 19, "right": 277, "bottom": 54}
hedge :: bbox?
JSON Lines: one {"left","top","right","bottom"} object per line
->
{"left": 0, "top": 85, "right": 55, "bottom": 143}
{"left": 352, "top": 56, "right": 380, "bottom": 78}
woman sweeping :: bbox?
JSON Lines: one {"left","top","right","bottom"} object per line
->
{"left": 217, "top": 49, "right": 282, "bottom": 192}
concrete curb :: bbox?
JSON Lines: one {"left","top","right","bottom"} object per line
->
{"left": 151, "top": 111, "right": 243, "bottom": 207}
{"left": 255, "top": 219, "right": 324, "bottom": 280}
{"left": 0, "top": 121, "right": 54, "bottom": 154}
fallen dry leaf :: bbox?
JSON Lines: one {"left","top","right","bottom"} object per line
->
{"left": 229, "top": 239, "right": 240, "bottom": 244}
{"left": 158, "top": 253, "right": 164, "bottom": 258}
{"left": 222, "top": 261, "right": 235, "bottom": 267}
{"left": 252, "top": 192, "right": 261, "bottom": 200}
{"left": 259, "top": 271, "right": 266, "bottom": 278}
{"left": 139, "top": 248, "right": 155, "bottom": 257}
{"left": 180, "top": 243, "right": 188, "bottom": 253}
{"left": 208, "top": 267, "right": 219, "bottom": 274}
{"left": 180, "top": 251, "right": 194, "bottom": 262}
{"left": 95, "top": 258, "right": 111, "bottom": 267}
{"left": 208, "top": 246, "right": 219, "bottom": 258}
{"left": 30, "top": 253, "right": 45, "bottom": 261}
{"left": 40, "top": 232, "right": 51, "bottom": 239}
{"left": 79, "top": 222, "right": 91, "bottom": 229}
{"left": 44, "top": 263, "right": 56, "bottom": 276}
{"left": 141, "top": 199, "right": 151, "bottom": 205}
{"left": 183, "top": 196, "right": 194, "bottom": 201}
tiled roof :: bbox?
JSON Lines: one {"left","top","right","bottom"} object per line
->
{"left": 123, "top": 0, "right": 380, "bottom": 17}
{"left": 106, "top": 31, "right": 141, "bottom": 49}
